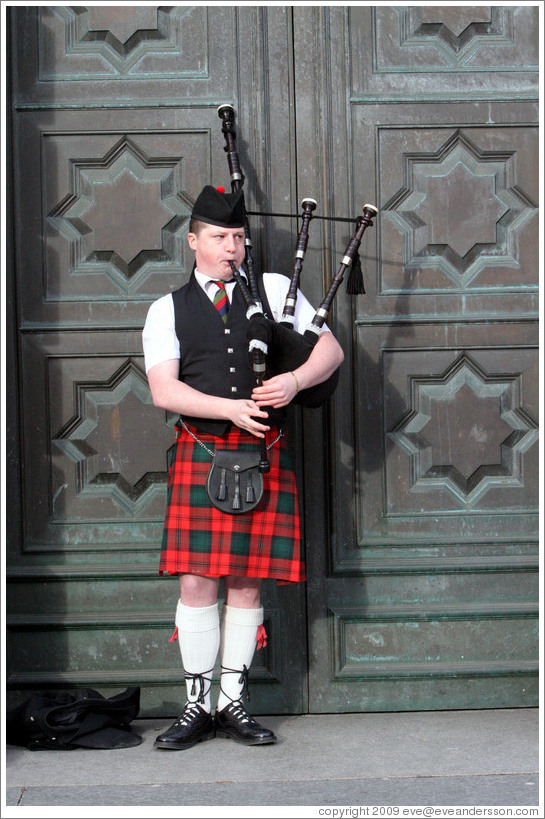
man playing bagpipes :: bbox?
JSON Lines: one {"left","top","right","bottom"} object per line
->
{"left": 142, "top": 184, "right": 344, "bottom": 749}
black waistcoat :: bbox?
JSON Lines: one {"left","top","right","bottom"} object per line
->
{"left": 172, "top": 273, "right": 285, "bottom": 436}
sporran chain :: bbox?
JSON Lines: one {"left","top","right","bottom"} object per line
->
{"left": 180, "top": 420, "right": 283, "bottom": 457}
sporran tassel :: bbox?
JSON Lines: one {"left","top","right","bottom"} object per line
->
{"left": 246, "top": 471, "right": 256, "bottom": 504}
{"left": 216, "top": 468, "right": 227, "bottom": 501}
{"left": 232, "top": 473, "right": 241, "bottom": 511}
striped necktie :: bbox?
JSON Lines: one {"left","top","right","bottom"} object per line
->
{"left": 212, "top": 280, "right": 229, "bottom": 323}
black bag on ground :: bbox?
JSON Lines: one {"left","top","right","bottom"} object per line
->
{"left": 6, "top": 686, "right": 142, "bottom": 750}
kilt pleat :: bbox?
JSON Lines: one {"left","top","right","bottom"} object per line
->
{"left": 159, "top": 423, "right": 305, "bottom": 584}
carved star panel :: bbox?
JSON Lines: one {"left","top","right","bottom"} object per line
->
{"left": 47, "top": 136, "right": 192, "bottom": 295}
{"left": 375, "top": 125, "right": 538, "bottom": 297}
{"left": 43, "top": 130, "right": 209, "bottom": 301}
{"left": 373, "top": 5, "right": 537, "bottom": 71}
{"left": 334, "top": 324, "right": 539, "bottom": 565}
{"left": 388, "top": 353, "right": 538, "bottom": 507}
{"left": 19, "top": 332, "right": 179, "bottom": 550}
{"left": 348, "top": 6, "right": 538, "bottom": 101}
{"left": 52, "top": 358, "right": 175, "bottom": 518}
{"left": 381, "top": 130, "right": 536, "bottom": 289}
{"left": 38, "top": 6, "right": 208, "bottom": 78}
{"left": 401, "top": 6, "right": 511, "bottom": 66}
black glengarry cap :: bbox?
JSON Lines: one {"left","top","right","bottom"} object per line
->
{"left": 191, "top": 185, "right": 246, "bottom": 228}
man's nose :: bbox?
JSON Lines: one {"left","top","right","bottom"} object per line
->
{"left": 224, "top": 234, "right": 237, "bottom": 253}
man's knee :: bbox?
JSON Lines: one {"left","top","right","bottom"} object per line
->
{"left": 224, "top": 577, "right": 262, "bottom": 608}
{"left": 179, "top": 574, "right": 219, "bottom": 607}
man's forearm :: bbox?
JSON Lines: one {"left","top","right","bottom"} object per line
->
{"left": 148, "top": 372, "right": 232, "bottom": 419}
{"left": 290, "top": 331, "right": 344, "bottom": 392}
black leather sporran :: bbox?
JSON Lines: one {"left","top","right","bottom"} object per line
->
{"left": 206, "top": 449, "right": 264, "bottom": 514}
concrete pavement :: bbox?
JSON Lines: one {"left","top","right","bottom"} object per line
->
{"left": 3, "top": 708, "right": 541, "bottom": 813}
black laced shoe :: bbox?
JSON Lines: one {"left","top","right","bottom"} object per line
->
{"left": 215, "top": 701, "right": 277, "bottom": 745}
{"left": 154, "top": 702, "right": 215, "bottom": 750}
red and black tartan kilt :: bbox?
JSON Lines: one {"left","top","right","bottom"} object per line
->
{"left": 159, "top": 422, "right": 305, "bottom": 584}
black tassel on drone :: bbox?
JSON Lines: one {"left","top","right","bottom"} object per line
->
{"left": 346, "top": 221, "right": 365, "bottom": 295}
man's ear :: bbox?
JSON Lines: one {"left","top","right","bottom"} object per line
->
{"left": 187, "top": 232, "right": 198, "bottom": 251}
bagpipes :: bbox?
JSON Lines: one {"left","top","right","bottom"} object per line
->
{"left": 217, "top": 104, "right": 377, "bottom": 468}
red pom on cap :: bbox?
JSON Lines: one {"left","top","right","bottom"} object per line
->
{"left": 216, "top": 186, "right": 225, "bottom": 193}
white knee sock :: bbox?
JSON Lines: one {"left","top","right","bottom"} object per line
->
{"left": 175, "top": 600, "right": 220, "bottom": 713}
{"left": 216, "top": 604, "right": 263, "bottom": 712}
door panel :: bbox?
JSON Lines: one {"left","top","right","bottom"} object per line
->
{"left": 14, "top": 6, "right": 234, "bottom": 106}
{"left": 294, "top": 5, "right": 539, "bottom": 712}
{"left": 7, "top": 5, "right": 306, "bottom": 716}
{"left": 352, "top": 5, "right": 538, "bottom": 100}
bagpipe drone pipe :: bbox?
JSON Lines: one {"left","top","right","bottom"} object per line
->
{"left": 216, "top": 104, "right": 378, "bottom": 465}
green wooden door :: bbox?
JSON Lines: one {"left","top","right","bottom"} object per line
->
{"left": 5, "top": 5, "right": 306, "bottom": 717}
{"left": 6, "top": 5, "right": 539, "bottom": 717}
{"left": 293, "top": 5, "right": 539, "bottom": 711}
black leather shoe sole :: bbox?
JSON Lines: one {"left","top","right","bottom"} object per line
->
{"left": 215, "top": 726, "right": 277, "bottom": 745}
{"left": 154, "top": 726, "right": 215, "bottom": 750}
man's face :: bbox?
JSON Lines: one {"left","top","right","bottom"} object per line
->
{"left": 187, "top": 224, "right": 246, "bottom": 280}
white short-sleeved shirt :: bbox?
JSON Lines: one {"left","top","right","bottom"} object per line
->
{"left": 142, "top": 270, "right": 328, "bottom": 373}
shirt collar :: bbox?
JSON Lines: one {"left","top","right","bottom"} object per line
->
{"left": 195, "top": 268, "right": 245, "bottom": 292}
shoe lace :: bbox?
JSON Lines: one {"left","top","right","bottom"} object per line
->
{"left": 184, "top": 668, "right": 214, "bottom": 705}
{"left": 224, "top": 700, "right": 257, "bottom": 726}
{"left": 219, "top": 664, "right": 250, "bottom": 703}
{"left": 176, "top": 702, "right": 204, "bottom": 727}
